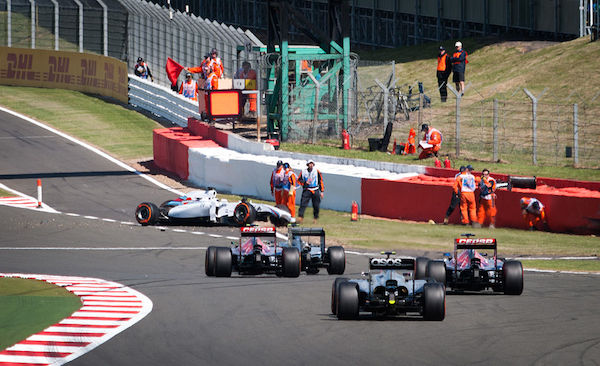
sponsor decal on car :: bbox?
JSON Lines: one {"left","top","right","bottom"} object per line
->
{"left": 240, "top": 227, "right": 276, "bottom": 234}
{"left": 455, "top": 238, "right": 496, "bottom": 244}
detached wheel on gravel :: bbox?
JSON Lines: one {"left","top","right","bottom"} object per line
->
{"left": 337, "top": 282, "right": 359, "bottom": 320}
{"left": 135, "top": 202, "right": 159, "bottom": 225}
{"left": 415, "top": 257, "right": 430, "bottom": 280}
{"left": 205, "top": 246, "right": 217, "bottom": 276}
{"left": 503, "top": 260, "right": 524, "bottom": 295}
{"left": 423, "top": 282, "right": 445, "bottom": 321}
{"left": 282, "top": 247, "right": 301, "bottom": 278}
{"left": 214, "top": 247, "right": 232, "bottom": 277}
{"left": 331, "top": 277, "right": 349, "bottom": 315}
{"left": 426, "top": 260, "right": 447, "bottom": 286}
{"left": 327, "top": 246, "right": 346, "bottom": 275}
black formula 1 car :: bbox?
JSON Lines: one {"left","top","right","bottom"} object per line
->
{"left": 288, "top": 227, "right": 345, "bottom": 275}
{"left": 205, "top": 227, "right": 301, "bottom": 277}
{"left": 418, "top": 234, "right": 523, "bottom": 295}
{"left": 331, "top": 252, "right": 446, "bottom": 320}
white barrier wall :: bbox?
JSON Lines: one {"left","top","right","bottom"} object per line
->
{"left": 129, "top": 76, "right": 200, "bottom": 127}
{"left": 187, "top": 146, "right": 416, "bottom": 212}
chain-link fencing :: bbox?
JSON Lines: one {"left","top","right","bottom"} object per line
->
{"left": 347, "top": 67, "right": 600, "bottom": 169}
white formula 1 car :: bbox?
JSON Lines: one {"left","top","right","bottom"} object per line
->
{"left": 135, "top": 189, "right": 292, "bottom": 227}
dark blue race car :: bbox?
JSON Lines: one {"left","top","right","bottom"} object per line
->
{"left": 416, "top": 234, "right": 523, "bottom": 295}
{"left": 331, "top": 252, "right": 446, "bottom": 320}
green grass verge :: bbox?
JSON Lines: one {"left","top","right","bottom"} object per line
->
{"left": 0, "top": 187, "right": 13, "bottom": 196}
{"left": 521, "top": 260, "right": 600, "bottom": 273}
{"left": 0, "top": 86, "right": 163, "bottom": 160}
{"left": 0, "top": 278, "right": 82, "bottom": 350}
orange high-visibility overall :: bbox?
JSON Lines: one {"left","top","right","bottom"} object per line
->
{"left": 455, "top": 172, "right": 477, "bottom": 224}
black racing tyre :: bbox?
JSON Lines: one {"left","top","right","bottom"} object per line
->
{"left": 415, "top": 257, "right": 430, "bottom": 280}
{"left": 331, "top": 277, "right": 349, "bottom": 315}
{"left": 337, "top": 282, "right": 359, "bottom": 320}
{"left": 205, "top": 246, "right": 217, "bottom": 276}
{"left": 269, "top": 215, "right": 289, "bottom": 227}
{"left": 426, "top": 260, "right": 447, "bottom": 286}
{"left": 214, "top": 247, "right": 232, "bottom": 277}
{"left": 327, "top": 246, "right": 346, "bottom": 275}
{"left": 135, "top": 202, "right": 159, "bottom": 225}
{"left": 282, "top": 247, "right": 301, "bottom": 278}
{"left": 233, "top": 202, "right": 256, "bottom": 226}
{"left": 423, "top": 282, "right": 446, "bottom": 321}
{"left": 503, "top": 260, "right": 524, "bottom": 295}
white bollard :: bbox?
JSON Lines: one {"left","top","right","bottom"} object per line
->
{"left": 37, "top": 179, "right": 42, "bottom": 208}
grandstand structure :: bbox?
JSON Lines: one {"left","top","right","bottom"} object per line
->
{"left": 149, "top": 0, "right": 597, "bottom": 47}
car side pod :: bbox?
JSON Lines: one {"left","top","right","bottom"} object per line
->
{"left": 423, "top": 282, "right": 445, "bottom": 321}
{"left": 336, "top": 282, "right": 359, "bottom": 320}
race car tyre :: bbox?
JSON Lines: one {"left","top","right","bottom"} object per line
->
{"left": 282, "top": 247, "right": 301, "bottom": 278}
{"left": 327, "top": 246, "right": 346, "bottom": 275}
{"left": 337, "top": 282, "right": 359, "bottom": 320}
{"left": 331, "top": 277, "right": 349, "bottom": 315}
{"left": 426, "top": 260, "right": 447, "bottom": 285}
{"left": 205, "top": 246, "right": 217, "bottom": 276}
{"left": 503, "top": 260, "right": 524, "bottom": 295}
{"left": 415, "top": 257, "right": 430, "bottom": 280}
{"left": 423, "top": 282, "right": 445, "bottom": 321}
{"left": 135, "top": 202, "right": 159, "bottom": 225}
{"left": 269, "top": 215, "right": 289, "bottom": 227}
{"left": 233, "top": 202, "right": 257, "bottom": 226}
{"left": 214, "top": 247, "right": 232, "bottom": 277}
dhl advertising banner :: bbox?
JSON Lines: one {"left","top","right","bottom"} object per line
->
{"left": 0, "top": 47, "right": 128, "bottom": 103}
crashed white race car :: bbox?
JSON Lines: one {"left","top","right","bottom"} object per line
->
{"left": 135, "top": 189, "right": 292, "bottom": 227}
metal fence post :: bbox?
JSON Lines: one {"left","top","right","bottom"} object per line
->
{"left": 29, "top": 0, "right": 35, "bottom": 48}
{"left": 493, "top": 98, "right": 498, "bottom": 162}
{"left": 50, "top": 0, "right": 59, "bottom": 50}
{"left": 447, "top": 83, "right": 470, "bottom": 157}
{"left": 73, "top": 0, "right": 84, "bottom": 52}
{"left": 7, "top": 0, "right": 11, "bottom": 47}
{"left": 523, "top": 88, "right": 547, "bottom": 165}
{"left": 418, "top": 92, "right": 423, "bottom": 127}
{"left": 573, "top": 103, "right": 579, "bottom": 166}
{"left": 374, "top": 79, "right": 389, "bottom": 133}
{"left": 96, "top": 0, "right": 108, "bottom": 56}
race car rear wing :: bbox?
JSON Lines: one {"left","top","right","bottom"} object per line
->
{"left": 369, "top": 257, "right": 415, "bottom": 271}
{"left": 454, "top": 238, "right": 497, "bottom": 250}
{"left": 288, "top": 227, "right": 326, "bottom": 251}
{"left": 240, "top": 227, "right": 276, "bottom": 237}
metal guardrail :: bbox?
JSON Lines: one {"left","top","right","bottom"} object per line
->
{"left": 128, "top": 75, "right": 200, "bottom": 127}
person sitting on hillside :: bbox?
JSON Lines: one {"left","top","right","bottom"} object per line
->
{"left": 418, "top": 124, "right": 443, "bottom": 159}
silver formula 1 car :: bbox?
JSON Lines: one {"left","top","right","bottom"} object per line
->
{"left": 135, "top": 189, "right": 292, "bottom": 227}
{"left": 332, "top": 252, "right": 446, "bottom": 320}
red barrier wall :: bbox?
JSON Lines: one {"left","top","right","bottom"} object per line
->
{"left": 425, "top": 167, "right": 600, "bottom": 192}
{"left": 362, "top": 178, "right": 600, "bottom": 234}
{"left": 187, "top": 118, "right": 229, "bottom": 148}
{"left": 153, "top": 127, "right": 219, "bottom": 180}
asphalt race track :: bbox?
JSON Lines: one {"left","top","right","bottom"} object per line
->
{"left": 1, "top": 109, "right": 600, "bottom": 365}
